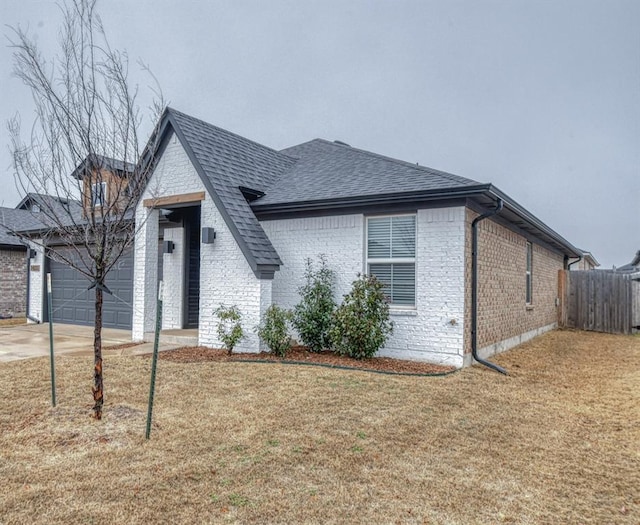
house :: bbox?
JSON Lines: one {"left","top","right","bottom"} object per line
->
{"left": 89, "top": 106, "right": 582, "bottom": 368}
{"left": 0, "top": 207, "right": 35, "bottom": 318}
{"left": 15, "top": 174, "right": 144, "bottom": 330}
{"left": 0, "top": 194, "right": 85, "bottom": 320}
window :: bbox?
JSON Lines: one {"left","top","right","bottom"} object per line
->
{"left": 32, "top": 204, "right": 40, "bottom": 213}
{"left": 526, "top": 242, "right": 533, "bottom": 304}
{"left": 366, "top": 215, "right": 416, "bottom": 306}
{"left": 91, "top": 181, "right": 107, "bottom": 207}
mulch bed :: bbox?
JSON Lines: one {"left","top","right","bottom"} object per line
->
{"left": 157, "top": 345, "right": 456, "bottom": 375}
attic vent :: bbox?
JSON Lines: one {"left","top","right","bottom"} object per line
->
{"left": 239, "top": 186, "right": 265, "bottom": 203}
{"left": 333, "top": 140, "right": 351, "bottom": 147}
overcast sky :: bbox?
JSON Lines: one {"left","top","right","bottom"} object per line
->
{"left": 1, "top": 0, "right": 638, "bottom": 268}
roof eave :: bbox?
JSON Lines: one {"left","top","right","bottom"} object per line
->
{"left": 484, "top": 186, "right": 582, "bottom": 258}
{"left": 251, "top": 184, "right": 492, "bottom": 215}
{"left": 252, "top": 183, "right": 581, "bottom": 258}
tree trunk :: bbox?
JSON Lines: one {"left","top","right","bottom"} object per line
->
{"left": 92, "top": 282, "right": 104, "bottom": 419}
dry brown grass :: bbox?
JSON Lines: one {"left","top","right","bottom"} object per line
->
{"left": 0, "top": 317, "right": 27, "bottom": 327}
{"left": 0, "top": 329, "right": 638, "bottom": 524}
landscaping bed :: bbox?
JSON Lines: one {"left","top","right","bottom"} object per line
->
{"left": 158, "top": 345, "right": 457, "bottom": 375}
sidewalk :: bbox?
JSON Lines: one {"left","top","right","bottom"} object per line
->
{"left": 0, "top": 323, "right": 182, "bottom": 362}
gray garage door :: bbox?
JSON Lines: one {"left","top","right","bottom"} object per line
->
{"left": 49, "top": 248, "right": 134, "bottom": 329}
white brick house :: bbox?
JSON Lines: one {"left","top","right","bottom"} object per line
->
{"left": 132, "top": 108, "right": 585, "bottom": 368}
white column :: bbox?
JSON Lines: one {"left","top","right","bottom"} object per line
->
{"left": 28, "top": 239, "right": 45, "bottom": 322}
{"left": 132, "top": 208, "right": 159, "bottom": 341}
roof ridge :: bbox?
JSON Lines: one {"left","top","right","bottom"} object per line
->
{"left": 167, "top": 107, "right": 297, "bottom": 161}
{"left": 284, "top": 138, "right": 480, "bottom": 185}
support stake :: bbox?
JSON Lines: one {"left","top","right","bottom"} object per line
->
{"left": 47, "top": 273, "right": 56, "bottom": 406}
{"left": 145, "top": 281, "right": 163, "bottom": 440}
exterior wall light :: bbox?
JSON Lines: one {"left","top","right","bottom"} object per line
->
{"left": 163, "top": 240, "right": 175, "bottom": 254}
{"left": 202, "top": 227, "right": 216, "bottom": 244}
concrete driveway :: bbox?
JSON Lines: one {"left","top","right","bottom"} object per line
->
{"left": 0, "top": 323, "right": 137, "bottom": 362}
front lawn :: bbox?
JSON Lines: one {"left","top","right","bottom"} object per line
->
{"left": 0, "top": 330, "right": 638, "bottom": 524}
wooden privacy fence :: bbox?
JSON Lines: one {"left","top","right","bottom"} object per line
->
{"left": 558, "top": 270, "right": 640, "bottom": 335}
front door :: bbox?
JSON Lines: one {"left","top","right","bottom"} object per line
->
{"left": 184, "top": 207, "right": 201, "bottom": 328}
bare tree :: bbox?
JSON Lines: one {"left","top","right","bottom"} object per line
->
{"left": 7, "top": 0, "right": 163, "bottom": 419}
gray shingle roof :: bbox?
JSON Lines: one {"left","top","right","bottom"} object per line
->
{"left": 151, "top": 109, "right": 581, "bottom": 270}
{"left": 166, "top": 108, "right": 297, "bottom": 269}
{"left": 254, "top": 139, "right": 481, "bottom": 206}
{"left": 0, "top": 207, "right": 42, "bottom": 247}
{"left": 1, "top": 194, "right": 85, "bottom": 247}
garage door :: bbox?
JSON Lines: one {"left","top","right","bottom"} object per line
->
{"left": 49, "top": 248, "right": 134, "bottom": 329}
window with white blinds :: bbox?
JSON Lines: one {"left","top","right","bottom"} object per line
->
{"left": 366, "top": 215, "right": 416, "bottom": 306}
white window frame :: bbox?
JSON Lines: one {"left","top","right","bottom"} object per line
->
{"left": 526, "top": 241, "right": 533, "bottom": 305}
{"left": 365, "top": 213, "right": 417, "bottom": 308}
{"left": 91, "top": 181, "right": 107, "bottom": 208}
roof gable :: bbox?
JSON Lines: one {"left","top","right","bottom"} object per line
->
{"left": 152, "top": 108, "right": 297, "bottom": 275}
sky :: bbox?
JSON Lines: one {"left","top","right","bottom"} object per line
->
{"left": 0, "top": 0, "right": 638, "bottom": 268}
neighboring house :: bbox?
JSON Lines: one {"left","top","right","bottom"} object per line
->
{"left": 70, "top": 154, "right": 135, "bottom": 217}
{"left": 17, "top": 179, "right": 141, "bottom": 330}
{"left": 0, "top": 208, "right": 35, "bottom": 317}
{"left": 614, "top": 250, "right": 640, "bottom": 276}
{"left": 0, "top": 194, "right": 68, "bottom": 318}
{"left": 17, "top": 161, "right": 164, "bottom": 330}
{"left": 68, "top": 106, "right": 584, "bottom": 368}
{"left": 569, "top": 250, "right": 600, "bottom": 271}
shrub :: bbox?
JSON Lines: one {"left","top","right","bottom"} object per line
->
{"left": 329, "top": 274, "right": 393, "bottom": 360}
{"left": 293, "top": 255, "right": 336, "bottom": 352}
{"left": 214, "top": 305, "right": 244, "bottom": 355}
{"left": 257, "top": 305, "right": 293, "bottom": 357}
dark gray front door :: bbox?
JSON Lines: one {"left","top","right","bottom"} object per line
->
{"left": 185, "top": 207, "right": 201, "bottom": 328}
{"left": 48, "top": 247, "right": 134, "bottom": 329}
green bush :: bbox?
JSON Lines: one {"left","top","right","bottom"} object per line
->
{"left": 329, "top": 274, "right": 393, "bottom": 360}
{"left": 293, "top": 255, "right": 336, "bottom": 352}
{"left": 214, "top": 305, "right": 244, "bottom": 355}
{"left": 257, "top": 305, "right": 293, "bottom": 357}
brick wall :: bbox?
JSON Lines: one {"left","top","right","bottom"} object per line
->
{"left": 0, "top": 249, "right": 27, "bottom": 316}
{"left": 463, "top": 208, "right": 564, "bottom": 360}
{"left": 262, "top": 206, "right": 467, "bottom": 367}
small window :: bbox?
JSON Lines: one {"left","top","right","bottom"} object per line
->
{"left": 32, "top": 204, "right": 40, "bottom": 213}
{"left": 366, "top": 215, "right": 416, "bottom": 306}
{"left": 526, "top": 242, "right": 533, "bottom": 304}
{"left": 91, "top": 181, "right": 107, "bottom": 207}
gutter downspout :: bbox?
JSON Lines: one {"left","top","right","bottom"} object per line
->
{"left": 471, "top": 199, "right": 508, "bottom": 375}
{"left": 567, "top": 256, "right": 583, "bottom": 270}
